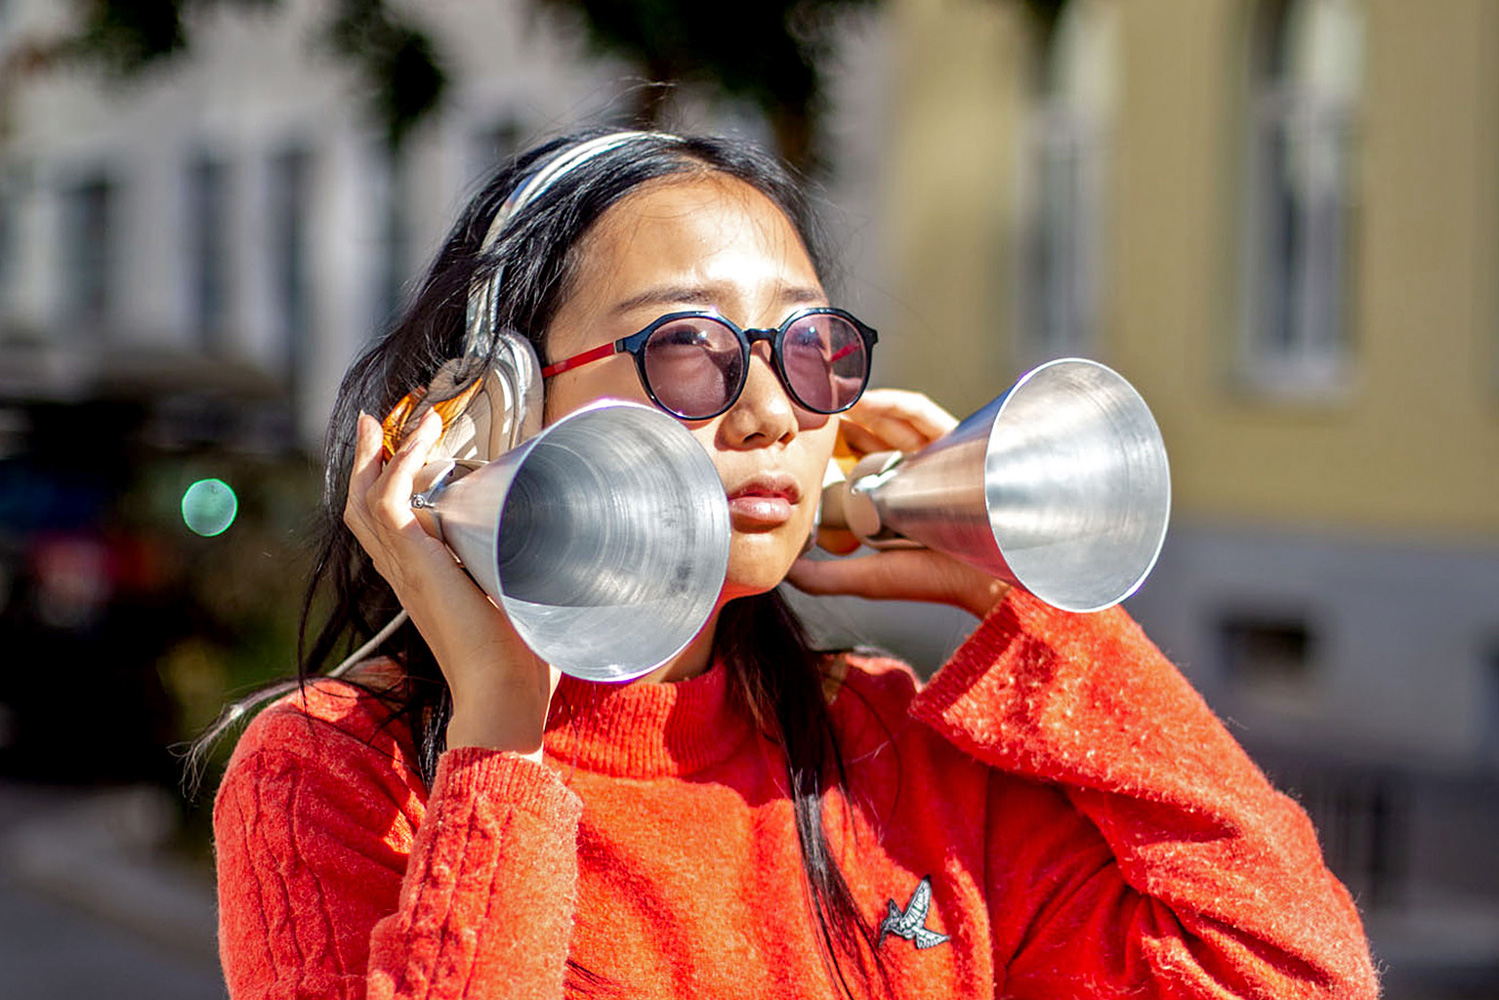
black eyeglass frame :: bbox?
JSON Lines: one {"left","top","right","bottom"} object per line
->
{"left": 541, "top": 306, "right": 879, "bottom": 421}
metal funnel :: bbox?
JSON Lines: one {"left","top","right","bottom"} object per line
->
{"left": 426, "top": 401, "right": 730, "bottom": 681}
{"left": 844, "top": 358, "right": 1170, "bottom": 613}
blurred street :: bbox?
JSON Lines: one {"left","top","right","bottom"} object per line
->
{"left": 0, "top": 782, "right": 224, "bottom": 1000}
{"left": 0, "top": 875, "right": 225, "bottom": 1000}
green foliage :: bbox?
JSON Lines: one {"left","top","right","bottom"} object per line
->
{"left": 540, "top": 0, "right": 877, "bottom": 165}
{"left": 59, "top": 0, "right": 896, "bottom": 162}
{"left": 324, "top": 0, "right": 447, "bottom": 148}
{"left": 69, "top": 0, "right": 190, "bottom": 72}
{"left": 1019, "top": 0, "right": 1067, "bottom": 47}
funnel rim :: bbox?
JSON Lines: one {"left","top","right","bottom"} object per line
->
{"left": 493, "top": 400, "right": 731, "bottom": 682}
{"left": 984, "top": 357, "right": 1171, "bottom": 614}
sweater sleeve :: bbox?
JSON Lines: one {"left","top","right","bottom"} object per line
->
{"left": 910, "top": 589, "right": 1380, "bottom": 1000}
{"left": 214, "top": 715, "right": 583, "bottom": 1000}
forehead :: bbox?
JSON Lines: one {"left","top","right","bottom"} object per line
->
{"left": 562, "top": 173, "right": 822, "bottom": 312}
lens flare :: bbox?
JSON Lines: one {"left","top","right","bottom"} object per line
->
{"left": 181, "top": 478, "right": 238, "bottom": 537}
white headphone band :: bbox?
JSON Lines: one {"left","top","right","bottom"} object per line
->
{"left": 462, "top": 130, "right": 680, "bottom": 356}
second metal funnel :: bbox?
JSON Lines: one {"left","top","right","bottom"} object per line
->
{"left": 828, "top": 358, "right": 1170, "bottom": 613}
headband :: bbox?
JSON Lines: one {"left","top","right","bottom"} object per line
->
{"left": 463, "top": 130, "right": 681, "bottom": 356}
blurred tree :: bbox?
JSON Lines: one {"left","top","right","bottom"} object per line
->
{"left": 1017, "top": 0, "right": 1067, "bottom": 50}
{"left": 7, "top": 1, "right": 1063, "bottom": 166}
{"left": 537, "top": 0, "right": 877, "bottom": 167}
{"left": 12, "top": 0, "right": 898, "bottom": 165}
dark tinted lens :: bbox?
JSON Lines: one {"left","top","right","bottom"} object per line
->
{"left": 642, "top": 317, "right": 743, "bottom": 418}
{"left": 780, "top": 313, "right": 868, "bottom": 412}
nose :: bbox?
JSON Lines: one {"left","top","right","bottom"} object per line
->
{"left": 717, "top": 343, "right": 797, "bottom": 448}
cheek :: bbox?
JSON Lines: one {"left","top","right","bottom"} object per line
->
{"left": 684, "top": 424, "right": 727, "bottom": 484}
{"left": 543, "top": 360, "right": 653, "bottom": 423}
{"left": 796, "top": 420, "right": 841, "bottom": 485}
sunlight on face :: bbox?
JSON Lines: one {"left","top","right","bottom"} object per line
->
{"left": 543, "top": 174, "right": 840, "bottom": 601}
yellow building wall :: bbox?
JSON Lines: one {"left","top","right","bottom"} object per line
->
{"left": 883, "top": 0, "right": 1025, "bottom": 413}
{"left": 889, "top": 0, "right": 1499, "bottom": 540}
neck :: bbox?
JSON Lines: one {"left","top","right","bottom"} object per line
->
{"left": 640, "top": 607, "right": 722, "bottom": 683}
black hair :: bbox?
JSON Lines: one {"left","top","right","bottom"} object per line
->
{"left": 219, "top": 129, "right": 886, "bottom": 996}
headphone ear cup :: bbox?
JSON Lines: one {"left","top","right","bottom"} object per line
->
{"left": 484, "top": 331, "right": 544, "bottom": 458}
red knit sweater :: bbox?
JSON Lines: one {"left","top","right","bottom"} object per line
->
{"left": 213, "top": 589, "right": 1379, "bottom": 999}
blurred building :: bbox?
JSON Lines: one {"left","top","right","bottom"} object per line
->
{"left": 885, "top": 0, "right": 1499, "bottom": 986}
{"left": 0, "top": 0, "right": 636, "bottom": 444}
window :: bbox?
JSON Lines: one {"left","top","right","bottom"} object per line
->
{"left": 62, "top": 174, "right": 116, "bottom": 331}
{"left": 1241, "top": 0, "right": 1364, "bottom": 396}
{"left": 1219, "top": 611, "right": 1319, "bottom": 713}
{"left": 186, "top": 154, "right": 230, "bottom": 351}
{"left": 268, "top": 147, "right": 312, "bottom": 381}
{"left": 1016, "top": 0, "right": 1117, "bottom": 366}
{"left": 1263, "top": 757, "right": 1403, "bottom": 909}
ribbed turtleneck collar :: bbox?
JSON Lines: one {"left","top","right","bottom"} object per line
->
{"left": 543, "top": 660, "right": 755, "bottom": 778}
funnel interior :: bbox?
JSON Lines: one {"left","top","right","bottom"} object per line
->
{"left": 494, "top": 405, "right": 729, "bottom": 681}
{"left": 985, "top": 361, "right": 1170, "bottom": 612}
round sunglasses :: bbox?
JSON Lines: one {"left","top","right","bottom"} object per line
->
{"left": 541, "top": 308, "right": 878, "bottom": 420}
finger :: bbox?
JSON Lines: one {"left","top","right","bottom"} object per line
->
{"left": 368, "top": 409, "right": 442, "bottom": 527}
{"left": 789, "top": 550, "right": 1011, "bottom": 617}
{"left": 786, "top": 551, "right": 924, "bottom": 601}
{"left": 349, "top": 413, "right": 383, "bottom": 482}
{"left": 384, "top": 408, "right": 443, "bottom": 487}
{"left": 849, "top": 389, "right": 959, "bottom": 438}
{"left": 345, "top": 414, "right": 384, "bottom": 522}
{"left": 843, "top": 390, "right": 959, "bottom": 453}
{"left": 839, "top": 416, "right": 924, "bottom": 455}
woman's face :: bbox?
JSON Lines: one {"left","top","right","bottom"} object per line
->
{"left": 543, "top": 173, "right": 840, "bottom": 602}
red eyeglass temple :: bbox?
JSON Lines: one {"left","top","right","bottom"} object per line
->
{"left": 541, "top": 341, "right": 621, "bottom": 378}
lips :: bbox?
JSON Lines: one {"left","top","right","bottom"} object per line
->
{"left": 725, "top": 473, "right": 802, "bottom": 529}
{"left": 726, "top": 472, "right": 802, "bottom": 505}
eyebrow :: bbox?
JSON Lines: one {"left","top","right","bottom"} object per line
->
{"left": 611, "top": 284, "right": 826, "bottom": 317}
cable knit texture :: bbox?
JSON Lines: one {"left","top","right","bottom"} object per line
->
{"left": 214, "top": 589, "right": 1379, "bottom": 999}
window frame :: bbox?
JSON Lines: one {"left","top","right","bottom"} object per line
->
{"left": 1236, "top": 0, "right": 1365, "bottom": 402}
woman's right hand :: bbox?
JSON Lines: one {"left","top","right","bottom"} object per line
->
{"left": 345, "top": 409, "right": 560, "bottom": 760}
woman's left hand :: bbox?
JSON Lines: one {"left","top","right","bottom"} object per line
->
{"left": 784, "top": 388, "right": 1011, "bottom": 619}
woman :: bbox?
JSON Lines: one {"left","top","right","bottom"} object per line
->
{"left": 213, "top": 129, "right": 1378, "bottom": 999}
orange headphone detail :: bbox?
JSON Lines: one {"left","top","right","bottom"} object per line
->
{"left": 380, "top": 379, "right": 486, "bottom": 461}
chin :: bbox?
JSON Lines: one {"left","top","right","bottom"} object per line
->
{"left": 720, "top": 566, "right": 793, "bottom": 602}
{"left": 720, "top": 542, "right": 800, "bottom": 601}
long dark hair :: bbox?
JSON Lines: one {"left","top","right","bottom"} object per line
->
{"left": 229, "top": 129, "right": 884, "bottom": 996}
